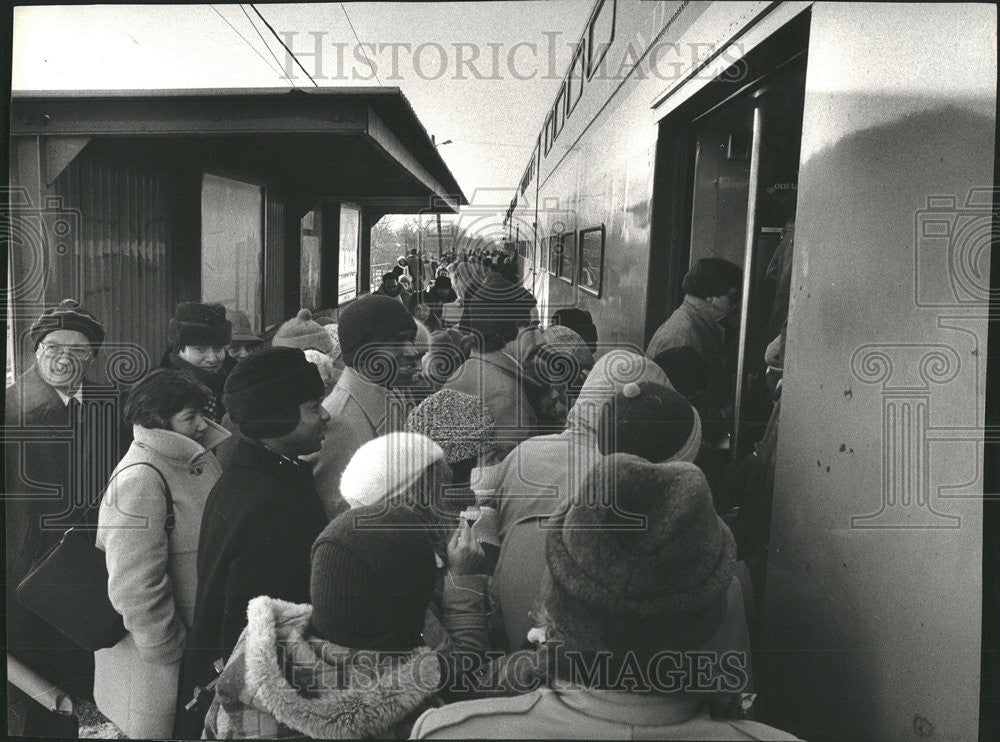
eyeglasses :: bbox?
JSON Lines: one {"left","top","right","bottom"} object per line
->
{"left": 39, "top": 342, "right": 93, "bottom": 361}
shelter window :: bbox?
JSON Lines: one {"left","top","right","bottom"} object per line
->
{"left": 567, "top": 41, "right": 585, "bottom": 115}
{"left": 588, "top": 0, "right": 615, "bottom": 79}
{"left": 338, "top": 203, "right": 361, "bottom": 303}
{"left": 300, "top": 209, "right": 322, "bottom": 310}
{"left": 201, "top": 172, "right": 263, "bottom": 331}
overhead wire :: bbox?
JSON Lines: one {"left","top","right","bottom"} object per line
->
{"left": 340, "top": 2, "right": 382, "bottom": 86}
{"left": 249, "top": 3, "right": 320, "bottom": 87}
{"left": 238, "top": 4, "right": 293, "bottom": 85}
{"left": 208, "top": 4, "right": 291, "bottom": 84}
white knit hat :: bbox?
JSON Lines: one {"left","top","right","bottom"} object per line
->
{"left": 340, "top": 432, "right": 445, "bottom": 509}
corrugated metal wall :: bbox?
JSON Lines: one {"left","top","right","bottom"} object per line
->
{"left": 51, "top": 148, "right": 184, "bottom": 383}
{"left": 264, "top": 195, "right": 287, "bottom": 329}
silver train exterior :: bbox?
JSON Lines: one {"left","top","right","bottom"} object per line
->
{"left": 502, "top": 2, "right": 997, "bottom": 740}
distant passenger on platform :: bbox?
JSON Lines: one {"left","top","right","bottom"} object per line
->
{"left": 425, "top": 271, "right": 459, "bottom": 327}
{"left": 161, "top": 302, "right": 232, "bottom": 423}
{"left": 377, "top": 271, "right": 403, "bottom": 300}
{"left": 645, "top": 258, "right": 743, "bottom": 444}
{"left": 443, "top": 272, "right": 541, "bottom": 460}
{"left": 222, "top": 310, "right": 263, "bottom": 373}
{"left": 175, "top": 347, "right": 329, "bottom": 739}
{"left": 94, "top": 369, "right": 230, "bottom": 738}
{"left": 202, "top": 502, "right": 445, "bottom": 739}
{"left": 306, "top": 294, "right": 421, "bottom": 518}
{"left": 407, "top": 247, "right": 426, "bottom": 288}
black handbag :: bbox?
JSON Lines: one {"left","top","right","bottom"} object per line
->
{"left": 15, "top": 462, "right": 174, "bottom": 651}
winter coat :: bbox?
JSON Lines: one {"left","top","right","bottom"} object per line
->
{"left": 204, "top": 597, "right": 443, "bottom": 739}
{"left": 644, "top": 295, "right": 733, "bottom": 416}
{"left": 409, "top": 683, "right": 800, "bottom": 740}
{"left": 160, "top": 350, "right": 229, "bottom": 423}
{"left": 306, "top": 366, "right": 409, "bottom": 518}
{"left": 442, "top": 351, "right": 537, "bottom": 461}
{"left": 93, "top": 420, "right": 230, "bottom": 738}
{"left": 176, "top": 439, "right": 329, "bottom": 736}
{"left": 486, "top": 351, "right": 674, "bottom": 651}
{"left": 4, "top": 364, "right": 126, "bottom": 698}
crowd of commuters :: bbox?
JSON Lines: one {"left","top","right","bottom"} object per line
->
{"left": 6, "top": 250, "right": 797, "bottom": 739}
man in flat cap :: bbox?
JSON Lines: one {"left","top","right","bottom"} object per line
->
{"left": 4, "top": 299, "right": 122, "bottom": 734}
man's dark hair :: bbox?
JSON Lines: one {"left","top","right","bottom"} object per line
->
{"left": 551, "top": 308, "right": 598, "bottom": 354}
{"left": 382, "top": 272, "right": 398, "bottom": 284}
{"left": 124, "top": 369, "right": 213, "bottom": 429}
{"left": 681, "top": 258, "right": 743, "bottom": 300}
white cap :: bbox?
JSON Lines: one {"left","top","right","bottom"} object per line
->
{"left": 340, "top": 432, "right": 445, "bottom": 509}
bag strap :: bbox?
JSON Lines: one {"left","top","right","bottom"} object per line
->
{"left": 102, "top": 462, "right": 175, "bottom": 535}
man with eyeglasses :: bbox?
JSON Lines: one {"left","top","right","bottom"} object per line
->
{"left": 5, "top": 299, "right": 118, "bottom": 734}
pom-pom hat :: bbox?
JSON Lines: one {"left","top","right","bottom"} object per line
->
{"left": 273, "top": 308, "right": 334, "bottom": 354}
{"left": 598, "top": 381, "right": 702, "bottom": 463}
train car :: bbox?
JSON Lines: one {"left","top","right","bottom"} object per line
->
{"left": 503, "top": 2, "right": 997, "bottom": 740}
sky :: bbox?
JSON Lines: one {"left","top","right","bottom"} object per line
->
{"left": 11, "top": 2, "right": 596, "bottom": 204}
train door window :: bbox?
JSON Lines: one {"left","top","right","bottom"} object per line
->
{"left": 201, "top": 172, "right": 263, "bottom": 331}
{"left": 567, "top": 41, "right": 585, "bottom": 116}
{"left": 588, "top": 0, "right": 615, "bottom": 79}
{"left": 684, "top": 54, "right": 807, "bottom": 457}
{"left": 539, "top": 233, "right": 549, "bottom": 272}
{"left": 543, "top": 111, "right": 554, "bottom": 155}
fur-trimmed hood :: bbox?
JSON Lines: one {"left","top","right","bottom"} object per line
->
{"left": 209, "top": 596, "right": 442, "bottom": 739}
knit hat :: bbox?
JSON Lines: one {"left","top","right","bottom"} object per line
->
{"left": 273, "top": 308, "right": 335, "bottom": 354}
{"left": 167, "top": 302, "right": 232, "bottom": 349}
{"left": 226, "top": 309, "right": 262, "bottom": 343}
{"left": 223, "top": 346, "right": 325, "bottom": 439}
{"left": 310, "top": 504, "right": 437, "bottom": 650}
{"left": 340, "top": 432, "right": 445, "bottom": 509}
{"left": 541, "top": 325, "right": 595, "bottom": 373}
{"left": 30, "top": 299, "right": 105, "bottom": 351}
{"left": 546, "top": 455, "right": 736, "bottom": 652}
{"left": 406, "top": 389, "right": 498, "bottom": 465}
{"left": 598, "top": 381, "right": 702, "bottom": 463}
{"left": 459, "top": 272, "right": 537, "bottom": 341}
{"left": 652, "top": 346, "right": 709, "bottom": 399}
{"left": 338, "top": 294, "right": 417, "bottom": 367}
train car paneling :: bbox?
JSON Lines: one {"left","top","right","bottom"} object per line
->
{"left": 532, "top": 1, "right": 810, "bottom": 348}
{"left": 762, "top": 5, "right": 996, "bottom": 740}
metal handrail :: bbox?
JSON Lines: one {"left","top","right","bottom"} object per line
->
{"left": 7, "top": 654, "right": 75, "bottom": 716}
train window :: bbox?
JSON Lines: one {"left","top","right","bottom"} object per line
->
{"left": 588, "top": 0, "right": 615, "bottom": 79}
{"left": 578, "top": 225, "right": 604, "bottom": 296}
{"left": 558, "top": 231, "right": 576, "bottom": 284}
{"left": 543, "top": 111, "right": 553, "bottom": 155}
{"left": 548, "top": 234, "right": 560, "bottom": 274}
{"left": 553, "top": 86, "right": 565, "bottom": 140}
{"left": 567, "top": 41, "right": 585, "bottom": 116}
{"left": 539, "top": 233, "right": 549, "bottom": 272}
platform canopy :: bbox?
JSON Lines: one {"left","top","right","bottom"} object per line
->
{"left": 10, "top": 87, "right": 467, "bottom": 218}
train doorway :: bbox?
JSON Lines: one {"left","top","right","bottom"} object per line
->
{"left": 646, "top": 7, "right": 810, "bottom": 628}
